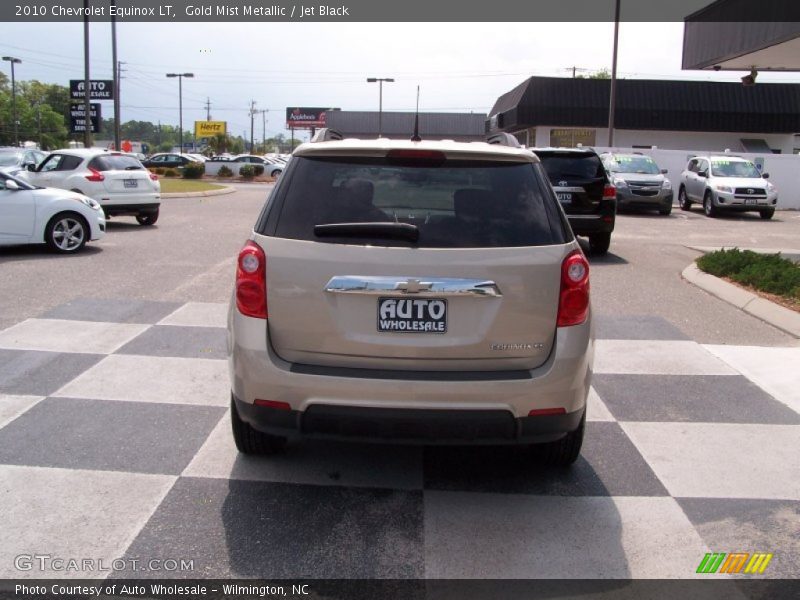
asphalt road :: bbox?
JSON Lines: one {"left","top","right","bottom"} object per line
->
{"left": 1, "top": 184, "right": 798, "bottom": 346}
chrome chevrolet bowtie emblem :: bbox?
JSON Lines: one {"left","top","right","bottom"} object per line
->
{"left": 394, "top": 278, "right": 432, "bottom": 293}
{"left": 558, "top": 180, "right": 568, "bottom": 187}
{"left": 748, "top": 188, "right": 754, "bottom": 194}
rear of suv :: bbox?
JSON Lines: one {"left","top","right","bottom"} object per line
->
{"left": 227, "top": 131, "right": 594, "bottom": 466}
{"left": 531, "top": 148, "right": 616, "bottom": 255}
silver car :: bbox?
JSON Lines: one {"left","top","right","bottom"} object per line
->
{"left": 601, "top": 153, "right": 673, "bottom": 215}
{"left": 227, "top": 131, "right": 594, "bottom": 466}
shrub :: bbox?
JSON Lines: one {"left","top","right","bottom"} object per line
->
{"left": 239, "top": 164, "right": 256, "bottom": 179}
{"left": 182, "top": 161, "right": 205, "bottom": 179}
{"left": 164, "top": 168, "right": 179, "bottom": 178}
{"left": 253, "top": 164, "right": 265, "bottom": 177}
{"left": 698, "top": 248, "right": 800, "bottom": 300}
{"left": 217, "top": 165, "right": 234, "bottom": 178}
{"left": 154, "top": 167, "right": 166, "bottom": 175}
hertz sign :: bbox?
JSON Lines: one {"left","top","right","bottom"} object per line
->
{"left": 195, "top": 121, "right": 227, "bottom": 138}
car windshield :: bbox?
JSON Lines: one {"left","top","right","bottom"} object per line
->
{"left": 0, "top": 151, "right": 23, "bottom": 167}
{"left": 89, "top": 154, "right": 144, "bottom": 171}
{"left": 607, "top": 155, "right": 660, "bottom": 175}
{"left": 271, "top": 156, "right": 567, "bottom": 248}
{"left": 536, "top": 154, "right": 605, "bottom": 181}
{"left": 711, "top": 160, "right": 761, "bottom": 178}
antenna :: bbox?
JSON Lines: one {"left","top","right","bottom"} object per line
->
{"left": 411, "top": 85, "right": 421, "bottom": 142}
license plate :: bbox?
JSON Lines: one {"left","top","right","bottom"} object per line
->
{"left": 556, "top": 192, "right": 572, "bottom": 203}
{"left": 377, "top": 297, "right": 447, "bottom": 333}
{"left": 123, "top": 179, "right": 138, "bottom": 188}
{"left": 744, "top": 198, "right": 756, "bottom": 205}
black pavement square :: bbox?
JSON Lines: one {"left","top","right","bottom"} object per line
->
{"left": 0, "top": 349, "right": 102, "bottom": 396}
{"left": 423, "top": 422, "right": 668, "bottom": 496}
{"left": 116, "top": 477, "right": 424, "bottom": 578}
{"left": 678, "top": 498, "right": 800, "bottom": 578}
{"left": 0, "top": 397, "right": 225, "bottom": 475}
{"left": 593, "top": 374, "right": 800, "bottom": 424}
{"left": 41, "top": 297, "right": 182, "bottom": 324}
{"left": 116, "top": 325, "right": 227, "bottom": 359}
{"left": 594, "top": 314, "right": 690, "bottom": 340}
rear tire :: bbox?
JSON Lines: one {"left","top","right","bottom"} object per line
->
{"left": 678, "top": 187, "right": 691, "bottom": 211}
{"left": 759, "top": 208, "right": 775, "bottom": 220}
{"left": 703, "top": 192, "right": 717, "bottom": 218}
{"left": 136, "top": 208, "right": 159, "bottom": 226}
{"left": 588, "top": 232, "right": 611, "bottom": 256}
{"left": 534, "top": 411, "right": 585, "bottom": 467}
{"left": 230, "top": 396, "right": 287, "bottom": 455}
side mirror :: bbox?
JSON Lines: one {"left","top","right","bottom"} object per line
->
{"left": 698, "top": 170, "right": 707, "bottom": 178}
{"left": 762, "top": 172, "right": 770, "bottom": 179}
{"left": 660, "top": 169, "right": 668, "bottom": 174}
{"left": 5, "top": 179, "right": 20, "bottom": 191}
{"left": 26, "top": 163, "right": 37, "bottom": 172}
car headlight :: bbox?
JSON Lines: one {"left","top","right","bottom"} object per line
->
{"left": 662, "top": 179, "right": 672, "bottom": 190}
{"left": 73, "top": 195, "right": 101, "bottom": 211}
{"left": 766, "top": 182, "right": 776, "bottom": 192}
{"left": 714, "top": 184, "right": 733, "bottom": 193}
{"left": 613, "top": 178, "right": 628, "bottom": 188}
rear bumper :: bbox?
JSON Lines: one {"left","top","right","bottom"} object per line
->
{"left": 102, "top": 203, "right": 160, "bottom": 217}
{"left": 617, "top": 189, "right": 673, "bottom": 208}
{"left": 228, "top": 305, "right": 593, "bottom": 445}
{"left": 565, "top": 200, "right": 616, "bottom": 235}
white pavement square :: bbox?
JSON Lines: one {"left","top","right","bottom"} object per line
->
{"left": 621, "top": 422, "right": 800, "bottom": 500}
{"left": 158, "top": 302, "right": 229, "bottom": 329}
{"left": 586, "top": 387, "right": 615, "bottom": 422}
{"left": 55, "top": 355, "right": 230, "bottom": 407}
{"left": 424, "top": 493, "right": 708, "bottom": 578}
{"left": 0, "top": 394, "right": 43, "bottom": 429}
{"left": 0, "top": 319, "right": 148, "bottom": 355}
{"left": 0, "top": 464, "right": 175, "bottom": 579}
{"left": 594, "top": 340, "right": 739, "bottom": 376}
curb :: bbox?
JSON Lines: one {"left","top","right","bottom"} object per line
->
{"left": 161, "top": 186, "right": 236, "bottom": 198}
{"left": 681, "top": 263, "right": 800, "bottom": 338}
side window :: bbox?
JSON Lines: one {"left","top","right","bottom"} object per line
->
{"left": 687, "top": 159, "right": 697, "bottom": 173}
{"left": 697, "top": 160, "right": 708, "bottom": 175}
{"left": 152, "top": 155, "right": 165, "bottom": 163}
{"left": 57, "top": 155, "right": 83, "bottom": 171}
{"left": 39, "top": 155, "right": 63, "bottom": 172}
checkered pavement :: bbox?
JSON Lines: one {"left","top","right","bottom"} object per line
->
{"left": 0, "top": 299, "right": 798, "bottom": 580}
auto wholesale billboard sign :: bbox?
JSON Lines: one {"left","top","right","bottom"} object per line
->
{"left": 69, "top": 79, "right": 115, "bottom": 101}
{"left": 285, "top": 107, "right": 338, "bottom": 130}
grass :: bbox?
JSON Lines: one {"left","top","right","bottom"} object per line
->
{"left": 697, "top": 248, "right": 800, "bottom": 306}
{"left": 159, "top": 179, "right": 225, "bottom": 194}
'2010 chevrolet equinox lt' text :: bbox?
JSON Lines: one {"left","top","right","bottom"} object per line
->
{"left": 227, "top": 131, "right": 594, "bottom": 466}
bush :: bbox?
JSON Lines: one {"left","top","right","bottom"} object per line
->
{"left": 154, "top": 167, "right": 166, "bottom": 175}
{"left": 698, "top": 248, "right": 800, "bottom": 300}
{"left": 217, "top": 165, "right": 233, "bottom": 178}
{"left": 253, "top": 164, "right": 265, "bottom": 177}
{"left": 239, "top": 164, "right": 256, "bottom": 179}
{"left": 164, "top": 168, "right": 179, "bottom": 178}
{"left": 182, "top": 161, "right": 205, "bottom": 179}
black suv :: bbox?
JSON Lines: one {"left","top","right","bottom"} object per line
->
{"left": 531, "top": 148, "right": 616, "bottom": 255}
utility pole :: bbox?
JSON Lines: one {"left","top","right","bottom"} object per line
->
{"left": 36, "top": 104, "right": 42, "bottom": 148}
{"left": 249, "top": 100, "right": 257, "bottom": 153}
{"left": 572, "top": 66, "right": 576, "bottom": 78}
{"left": 367, "top": 77, "right": 395, "bottom": 138}
{"left": 83, "top": 0, "right": 92, "bottom": 148}
{"left": 205, "top": 97, "right": 212, "bottom": 120}
{"left": 111, "top": 0, "right": 120, "bottom": 150}
{"left": 262, "top": 109, "right": 267, "bottom": 153}
{"left": 607, "top": 0, "right": 621, "bottom": 147}
{"left": 1, "top": 56, "right": 21, "bottom": 146}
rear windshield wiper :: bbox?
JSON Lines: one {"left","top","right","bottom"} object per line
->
{"left": 124, "top": 165, "right": 143, "bottom": 170}
{"left": 314, "top": 222, "right": 420, "bottom": 243}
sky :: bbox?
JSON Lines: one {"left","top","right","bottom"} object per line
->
{"left": 1, "top": 20, "right": 798, "bottom": 142}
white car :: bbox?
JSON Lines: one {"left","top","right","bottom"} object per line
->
{"left": 0, "top": 171, "right": 105, "bottom": 253}
{"left": 21, "top": 149, "right": 161, "bottom": 225}
{"left": 232, "top": 155, "right": 284, "bottom": 178}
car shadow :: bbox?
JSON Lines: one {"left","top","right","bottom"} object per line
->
{"left": 576, "top": 239, "right": 628, "bottom": 265}
{"left": 0, "top": 244, "right": 103, "bottom": 263}
{"left": 104, "top": 221, "right": 154, "bottom": 232}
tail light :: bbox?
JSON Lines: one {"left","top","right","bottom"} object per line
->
{"left": 603, "top": 184, "right": 616, "bottom": 199}
{"left": 236, "top": 240, "right": 267, "bottom": 319}
{"left": 557, "top": 250, "right": 590, "bottom": 327}
{"left": 85, "top": 167, "right": 105, "bottom": 182}
{"left": 149, "top": 172, "right": 159, "bottom": 182}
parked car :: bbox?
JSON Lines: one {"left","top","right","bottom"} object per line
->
{"left": 232, "top": 155, "right": 284, "bottom": 177}
{"left": 0, "top": 170, "right": 105, "bottom": 253}
{"left": 531, "top": 147, "right": 616, "bottom": 255}
{"left": 0, "top": 147, "right": 47, "bottom": 176}
{"left": 141, "top": 153, "right": 195, "bottom": 170}
{"left": 20, "top": 149, "right": 161, "bottom": 225}
{"left": 678, "top": 155, "right": 777, "bottom": 219}
{"left": 227, "top": 131, "right": 593, "bottom": 466}
{"left": 601, "top": 152, "right": 673, "bottom": 215}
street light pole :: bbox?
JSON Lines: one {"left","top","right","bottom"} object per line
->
{"left": 166, "top": 73, "right": 194, "bottom": 153}
{"left": 366, "top": 77, "right": 394, "bottom": 138}
{"left": 607, "top": 0, "right": 621, "bottom": 147}
{"left": 1, "top": 56, "right": 21, "bottom": 147}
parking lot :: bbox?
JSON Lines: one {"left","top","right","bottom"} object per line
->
{"left": 0, "top": 184, "right": 799, "bottom": 580}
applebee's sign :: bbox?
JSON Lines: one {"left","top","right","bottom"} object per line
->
{"left": 285, "top": 107, "right": 337, "bottom": 129}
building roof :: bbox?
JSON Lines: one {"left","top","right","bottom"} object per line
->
{"left": 488, "top": 76, "right": 800, "bottom": 134}
{"left": 325, "top": 111, "right": 487, "bottom": 138}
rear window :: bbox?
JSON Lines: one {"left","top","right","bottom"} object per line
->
{"left": 88, "top": 155, "right": 143, "bottom": 171}
{"left": 267, "top": 156, "right": 569, "bottom": 248}
{"left": 536, "top": 153, "right": 606, "bottom": 181}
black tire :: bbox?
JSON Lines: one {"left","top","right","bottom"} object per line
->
{"left": 230, "top": 396, "right": 287, "bottom": 455}
{"left": 658, "top": 203, "right": 672, "bottom": 216}
{"left": 270, "top": 169, "right": 282, "bottom": 178}
{"left": 136, "top": 208, "right": 159, "bottom": 226}
{"left": 759, "top": 209, "right": 775, "bottom": 220}
{"left": 678, "top": 186, "right": 691, "bottom": 211}
{"left": 44, "top": 212, "right": 88, "bottom": 253}
{"left": 588, "top": 232, "right": 611, "bottom": 256}
{"left": 534, "top": 411, "right": 585, "bottom": 467}
{"left": 703, "top": 192, "right": 717, "bottom": 218}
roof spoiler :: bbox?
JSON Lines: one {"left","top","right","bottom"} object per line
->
{"left": 486, "top": 132, "right": 521, "bottom": 148}
{"left": 310, "top": 128, "right": 344, "bottom": 143}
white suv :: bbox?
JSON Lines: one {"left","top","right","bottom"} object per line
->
{"left": 678, "top": 155, "right": 777, "bottom": 219}
{"left": 21, "top": 149, "right": 161, "bottom": 225}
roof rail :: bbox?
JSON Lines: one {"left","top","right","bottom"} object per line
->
{"left": 310, "top": 128, "right": 344, "bottom": 143}
{"left": 486, "top": 132, "right": 521, "bottom": 148}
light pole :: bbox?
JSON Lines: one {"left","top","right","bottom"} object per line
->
{"left": 366, "top": 77, "right": 394, "bottom": 138}
{"left": 607, "top": 0, "right": 621, "bottom": 147}
{"left": 166, "top": 73, "right": 194, "bottom": 153}
{"left": 2, "top": 56, "right": 22, "bottom": 147}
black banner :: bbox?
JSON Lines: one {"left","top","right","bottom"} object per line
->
{"left": 69, "top": 103, "right": 101, "bottom": 134}
{"left": 69, "top": 80, "right": 114, "bottom": 101}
